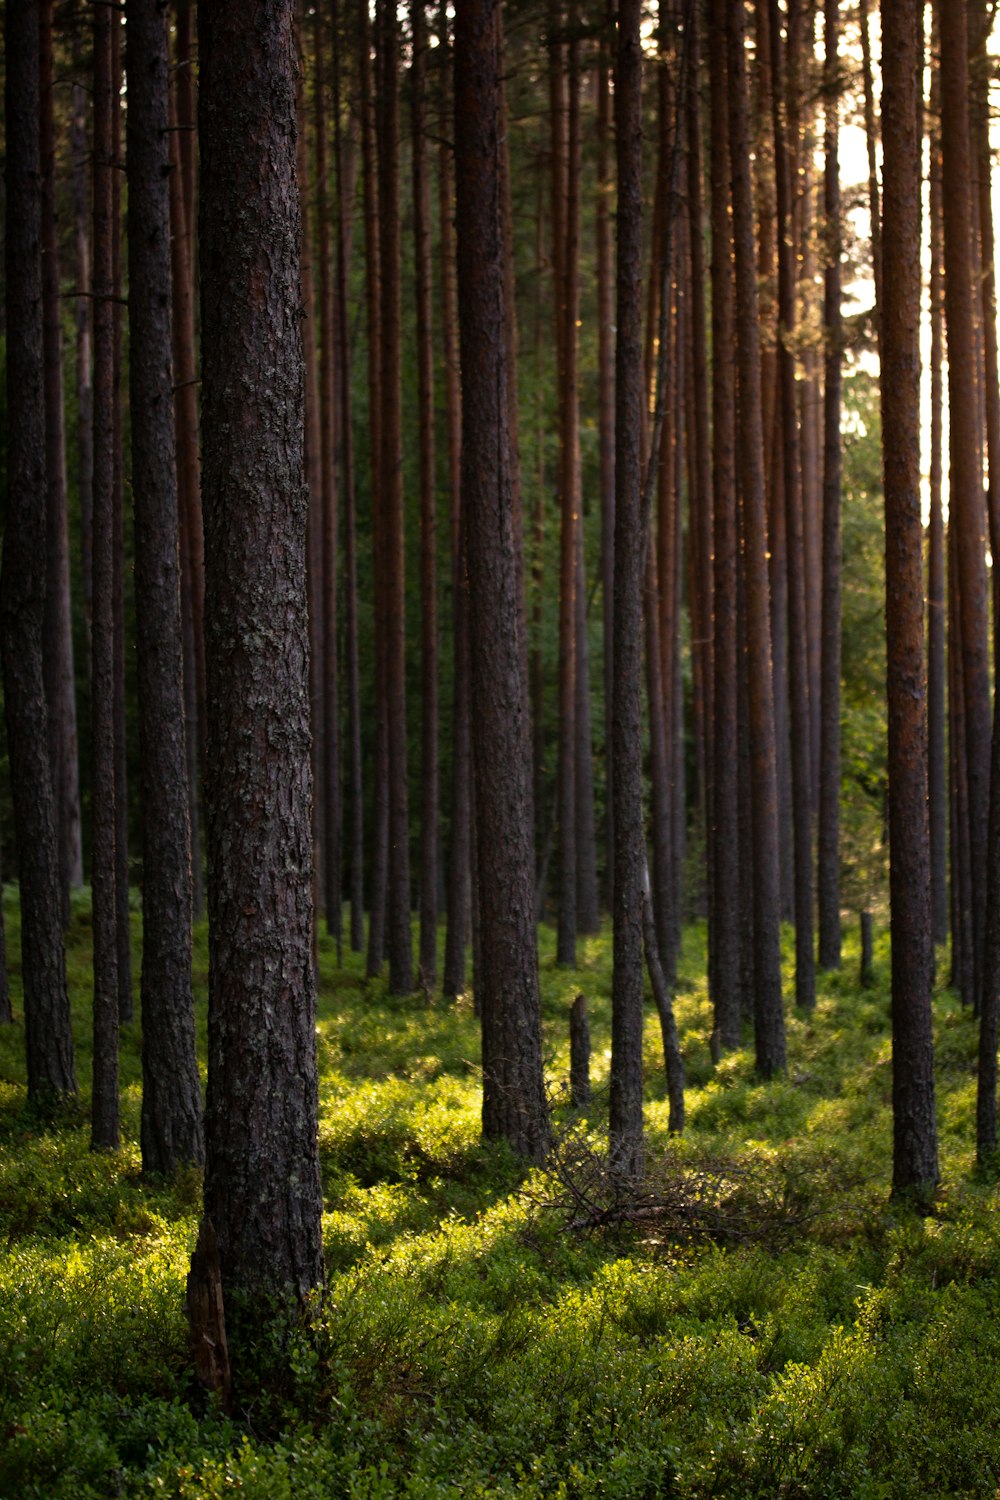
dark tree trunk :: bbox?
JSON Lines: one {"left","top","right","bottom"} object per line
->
{"left": 927, "top": 72, "right": 948, "bottom": 950}
{"left": 40, "top": 0, "right": 83, "bottom": 920}
{"left": 817, "top": 0, "right": 843, "bottom": 970}
{"left": 768, "top": 0, "right": 815, "bottom": 1014}
{"left": 708, "top": 0, "right": 741, "bottom": 1052}
{"left": 71, "top": 63, "right": 94, "bottom": 645}
{"left": 92, "top": 0, "right": 121, "bottom": 1147}
{"left": 411, "top": 0, "right": 439, "bottom": 990}
{"left": 126, "top": 0, "right": 204, "bottom": 1176}
{"left": 609, "top": 0, "right": 646, "bottom": 1177}
{"left": 454, "top": 0, "right": 549, "bottom": 1161}
{"left": 332, "top": 0, "right": 366, "bottom": 956}
{"left": 199, "top": 0, "right": 324, "bottom": 1308}
{"left": 939, "top": 0, "right": 991, "bottom": 1019}
{"left": 376, "top": 0, "right": 413, "bottom": 996}
{"left": 859, "top": 0, "right": 882, "bottom": 326}
{"left": 2, "top": 0, "right": 76, "bottom": 1102}
{"left": 727, "top": 0, "right": 785, "bottom": 1079}
{"left": 880, "top": 0, "right": 938, "bottom": 1204}
{"left": 596, "top": 11, "right": 615, "bottom": 911}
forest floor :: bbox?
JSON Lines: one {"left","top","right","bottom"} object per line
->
{"left": 2, "top": 894, "right": 1000, "bottom": 1498}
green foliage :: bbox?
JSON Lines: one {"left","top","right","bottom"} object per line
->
{"left": 2, "top": 910, "right": 1000, "bottom": 1497}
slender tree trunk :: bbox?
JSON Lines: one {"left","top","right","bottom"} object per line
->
{"left": 454, "top": 0, "right": 549, "bottom": 1161}
{"left": 199, "top": 0, "right": 324, "bottom": 1311}
{"left": 71, "top": 60, "right": 94, "bottom": 646}
{"left": 333, "top": 0, "right": 366, "bottom": 956}
{"left": 411, "top": 0, "right": 439, "bottom": 989}
{"left": 928, "top": 65, "right": 948, "bottom": 950}
{"left": 859, "top": 0, "right": 882, "bottom": 328}
{"left": 609, "top": 0, "right": 646, "bottom": 1176}
{"left": 817, "top": 0, "right": 843, "bottom": 970}
{"left": 938, "top": 0, "right": 991, "bottom": 1018}
{"left": 881, "top": 0, "right": 938, "bottom": 1203}
{"left": 2, "top": 0, "right": 76, "bottom": 1102}
{"left": 91, "top": 0, "right": 121, "bottom": 1146}
{"left": 126, "top": 0, "right": 204, "bottom": 1175}
{"left": 727, "top": 0, "right": 785, "bottom": 1079}
{"left": 596, "top": 14, "right": 615, "bottom": 911}
{"left": 769, "top": 0, "right": 815, "bottom": 1013}
{"left": 40, "top": 0, "right": 83, "bottom": 920}
{"left": 376, "top": 0, "right": 413, "bottom": 995}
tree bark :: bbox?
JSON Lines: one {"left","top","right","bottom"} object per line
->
{"left": 199, "top": 0, "right": 324, "bottom": 1308}
{"left": 2, "top": 0, "right": 77, "bottom": 1103}
{"left": 881, "top": 0, "right": 938, "bottom": 1204}
{"left": 126, "top": 0, "right": 204, "bottom": 1176}
{"left": 454, "top": 0, "right": 549, "bottom": 1161}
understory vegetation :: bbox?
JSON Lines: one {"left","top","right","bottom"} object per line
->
{"left": 2, "top": 895, "right": 1000, "bottom": 1499}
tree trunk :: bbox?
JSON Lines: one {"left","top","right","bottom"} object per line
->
{"left": 126, "top": 0, "right": 204, "bottom": 1176}
{"left": 2, "top": 0, "right": 76, "bottom": 1103}
{"left": 928, "top": 61, "right": 948, "bottom": 950}
{"left": 454, "top": 0, "right": 550, "bottom": 1161}
{"left": 880, "top": 0, "right": 938, "bottom": 1204}
{"left": 609, "top": 0, "right": 646, "bottom": 1177}
{"left": 199, "top": 0, "right": 324, "bottom": 1310}
{"left": 412, "top": 0, "right": 439, "bottom": 989}
{"left": 727, "top": 0, "right": 786, "bottom": 1079}
{"left": 71, "top": 58, "right": 94, "bottom": 646}
{"left": 596, "top": 12, "right": 615, "bottom": 912}
{"left": 91, "top": 0, "right": 121, "bottom": 1147}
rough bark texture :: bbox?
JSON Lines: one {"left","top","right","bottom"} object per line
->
{"left": 727, "top": 0, "right": 786, "bottom": 1078}
{"left": 708, "top": 0, "right": 741, "bottom": 1052}
{"left": 91, "top": 0, "right": 121, "bottom": 1147}
{"left": 2, "top": 0, "right": 76, "bottom": 1102}
{"left": 71, "top": 64, "right": 94, "bottom": 644}
{"left": 609, "top": 0, "right": 646, "bottom": 1177}
{"left": 927, "top": 79, "right": 948, "bottom": 949}
{"left": 199, "top": 0, "right": 324, "bottom": 1304}
{"left": 817, "top": 0, "right": 843, "bottom": 970}
{"left": 126, "top": 0, "right": 204, "bottom": 1176}
{"left": 454, "top": 0, "right": 549, "bottom": 1162}
{"left": 880, "top": 1, "right": 938, "bottom": 1204}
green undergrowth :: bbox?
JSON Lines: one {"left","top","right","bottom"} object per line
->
{"left": 2, "top": 892, "right": 1000, "bottom": 1497}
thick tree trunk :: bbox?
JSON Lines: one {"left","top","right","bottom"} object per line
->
{"left": 126, "top": 0, "right": 204, "bottom": 1176}
{"left": 199, "top": 0, "right": 324, "bottom": 1309}
{"left": 881, "top": 1, "right": 938, "bottom": 1204}
{"left": 2, "top": 0, "right": 77, "bottom": 1103}
{"left": 727, "top": 0, "right": 786, "bottom": 1079}
{"left": 455, "top": 0, "right": 549, "bottom": 1161}
{"left": 609, "top": 0, "right": 646, "bottom": 1177}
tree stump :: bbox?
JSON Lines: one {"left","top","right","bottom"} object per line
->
{"left": 186, "top": 1216, "right": 231, "bottom": 1411}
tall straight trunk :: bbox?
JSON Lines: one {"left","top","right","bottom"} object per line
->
{"left": 125, "top": 0, "right": 204, "bottom": 1175}
{"left": 71, "top": 60, "right": 94, "bottom": 644}
{"left": 768, "top": 0, "right": 815, "bottom": 1013}
{"left": 551, "top": 6, "right": 577, "bottom": 967}
{"left": 91, "top": 0, "right": 121, "bottom": 1147}
{"left": 938, "top": 0, "right": 991, "bottom": 1018}
{"left": 928, "top": 64, "right": 948, "bottom": 950}
{"left": 727, "top": 0, "right": 785, "bottom": 1078}
{"left": 971, "top": 22, "right": 1000, "bottom": 628}
{"left": 454, "top": 0, "right": 549, "bottom": 1161}
{"left": 333, "top": 0, "right": 365, "bottom": 956}
{"left": 199, "top": 0, "right": 324, "bottom": 1310}
{"left": 168, "top": 29, "right": 205, "bottom": 922}
{"left": 708, "top": 0, "right": 741, "bottom": 1051}
{"left": 315, "top": 9, "right": 342, "bottom": 950}
{"left": 376, "top": 0, "right": 413, "bottom": 995}
{"left": 817, "top": 0, "right": 843, "bottom": 970}
{"left": 411, "top": 0, "right": 439, "bottom": 988}
{"left": 949, "top": 543, "right": 974, "bottom": 1005}
{"left": 609, "top": 0, "right": 645, "bottom": 1177}
{"left": 880, "top": 0, "right": 938, "bottom": 1203}
{"left": 112, "top": 15, "right": 132, "bottom": 1027}
{"left": 296, "top": 15, "right": 325, "bottom": 969}
{"left": 648, "top": 481, "right": 675, "bottom": 983}
{"left": 0, "top": 835, "right": 10, "bottom": 1025}
{"left": 596, "top": 14, "right": 615, "bottom": 911}
{"left": 40, "top": 0, "right": 83, "bottom": 918}
{"left": 3, "top": 0, "right": 76, "bottom": 1100}
{"left": 360, "top": 1, "right": 388, "bottom": 980}
{"left": 440, "top": 0, "right": 472, "bottom": 999}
